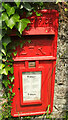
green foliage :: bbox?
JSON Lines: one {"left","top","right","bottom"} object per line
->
{"left": 17, "top": 18, "right": 30, "bottom": 34}
{"left": 28, "top": 40, "right": 31, "bottom": 43}
{"left": 2, "top": 36, "right": 11, "bottom": 49}
{"left": 1, "top": 2, "right": 45, "bottom": 119}
{"left": 14, "top": 0, "right": 21, "bottom": 7}
{"left": 23, "top": 2, "right": 32, "bottom": 11}
{"left": 2, "top": 3, "right": 15, "bottom": 17}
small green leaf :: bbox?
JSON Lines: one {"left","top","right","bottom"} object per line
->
{"left": 36, "top": 12, "right": 41, "bottom": 16}
{"left": 1, "top": 49, "right": 6, "bottom": 56}
{"left": 9, "top": 75, "right": 14, "bottom": 82}
{"left": 10, "top": 67, "right": 14, "bottom": 74}
{"left": 8, "top": 93, "right": 10, "bottom": 98}
{"left": 5, "top": 17, "right": 15, "bottom": 29}
{"left": 23, "top": 2, "right": 32, "bottom": 11}
{"left": 13, "top": 51, "right": 17, "bottom": 56}
{"left": 0, "top": 68, "right": 8, "bottom": 75}
{"left": 5, "top": 14, "right": 20, "bottom": 29}
{"left": 11, "top": 76, "right": 14, "bottom": 82}
{"left": 2, "top": 36, "right": 11, "bottom": 49}
{"left": 0, "top": 63, "right": 5, "bottom": 69}
{"left": 14, "top": 0, "right": 21, "bottom": 7}
{"left": 2, "top": 21, "right": 7, "bottom": 30}
{"left": 2, "top": 79, "right": 10, "bottom": 88}
{"left": 9, "top": 88, "right": 12, "bottom": 92}
{"left": 28, "top": 40, "right": 31, "bottom": 43}
{"left": 1, "top": 12, "right": 8, "bottom": 21}
{"left": 2, "top": 3, "right": 15, "bottom": 17}
{"left": 18, "top": 18, "right": 30, "bottom": 34}
{"left": 26, "top": 12, "right": 32, "bottom": 17}
{"left": 12, "top": 93, "right": 15, "bottom": 97}
{"left": 11, "top": 14, "right": 20, "bottom": 22}
{"left": 20, "top": 43, "right": 24, "bottom": 48}
{"left": 0, "top": 8, "right": 3, "bottom": 12}
{"left": 8, "top": 7, "right": 15, "bottom": 17}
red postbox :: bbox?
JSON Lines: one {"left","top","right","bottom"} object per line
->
{"left": 11, "top": 10, "right": 59, "bottom": 117}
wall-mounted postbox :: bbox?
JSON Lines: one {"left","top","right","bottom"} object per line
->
{"left": 11, "top": 10, "right": 59, "bottom": 117}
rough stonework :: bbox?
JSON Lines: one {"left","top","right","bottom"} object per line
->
{"left": 52, "top": 21, "right": 68, "bottom": 118}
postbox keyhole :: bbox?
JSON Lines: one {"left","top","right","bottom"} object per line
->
{"left": 18, "top": 88, "right": 20, "bottom": 90}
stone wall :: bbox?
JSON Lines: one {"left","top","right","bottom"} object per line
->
{"left": 52, "top": 21, "right": 68, "bottom": 118}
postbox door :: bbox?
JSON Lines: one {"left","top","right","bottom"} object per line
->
{"left": 12, "top": 60, "right": 54, "bottom": 114}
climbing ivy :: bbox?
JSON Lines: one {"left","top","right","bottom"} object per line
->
{"left": 0, "top": 1, "right": 68, "bottom": 120}
{"left": 1, "top": 2, "right": 45, "bottom": 120}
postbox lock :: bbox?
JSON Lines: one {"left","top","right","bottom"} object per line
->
{"left": 18, "top": 88, "right": 20, "bottom": 90}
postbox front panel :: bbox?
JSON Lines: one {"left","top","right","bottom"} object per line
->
{"left": 11, "top": 60, "right": 56, "bottom": 117}
{"left": 11, "top": 10, "right": 59, "bottom": 117}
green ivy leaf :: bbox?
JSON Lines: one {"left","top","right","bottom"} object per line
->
{"left": 1, "top": 49, "right": 6, "bottom": 56}
{"left": 10, "top": 67, "right": 14, "bottom": 74}
{"left": 23, "top": 2, "right": 32, "bottom": 11}
{"left": 18, "top": 18, "right": 30, "bottom": 34}
{"left": 14, "top": 0, "right": 21, "bottom": 7}
{"left": 13, "top": 51, "right": 17, "bottom": 56}
{"left": 28, "top": 40, "right": 31, "bottom": 43}
{"left": 2, "top": 21, "right": 7, "bottom": 30}
{"left": 5, "top": 14, "right": 20, "bottom": 29}
{"left": 9, "top": 75, "right": 14, "bottom": 82}
{"left": 12, "top": 14, "right": 20, "bottom": 22}
{"left": 2, "top": 36, "right": 11, "bottom": 49}
{"left": 0, "top": 63, "right": 5, "bottom": 69}
{"left": 8, "top": 93, "right": 10, "bottom": 98}
{"left": 26, "top": 12, "right": 32, "bottom": 17}
{"left": 36, "top": 12, "right": 41, "bottom": 16}
{"left": 1, "top": 12, "right": 8, "bottom": 21}
{"left": 12, "top": 93, "right": 15, "bottom": 97}
{"left": 9, "top": 88, "right": 12, "bottom": 92}
{"left": 20, "top": 43, "right": 24, "bottom": 48}
{"left": 0, "top": 68, "right": 8, "bottom": 75}
{"left": 2, "top": 79, "right": 10, "bottom": 88}
{"left": 5, "top": 17, "right": 15, "bottom": 29}
{"left": 2, "top": 3, "right": 15, "bottom": 17}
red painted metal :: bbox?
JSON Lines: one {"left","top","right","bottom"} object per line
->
{"left": 11, "top": 10, "right": 59, "bottom": 117}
